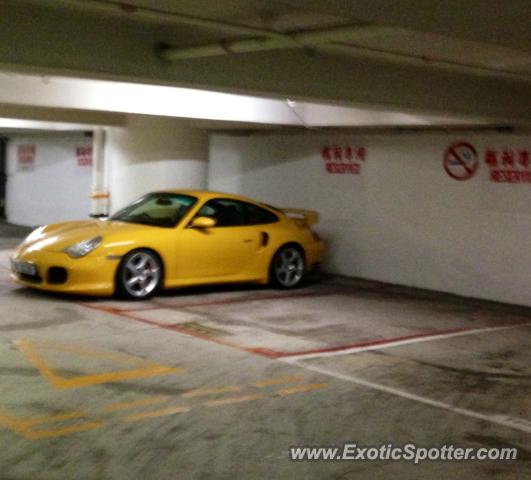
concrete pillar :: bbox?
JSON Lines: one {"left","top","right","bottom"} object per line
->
{"left": 90, "top": 128, "right": 109, "bottom": 217}
{"left": 106, "top": 116, "right": 209, "bottom": 212}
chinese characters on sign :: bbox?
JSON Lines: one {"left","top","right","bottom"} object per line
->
{"left": 17, "top": 144, "right": 36, "bottom": 171}
{"left": 321, "top": 145, "right": 366, "bottom": 174}
{"left": 443, "top": 141, "right": 531, "bottom": 183}
{"left": 76, "top": 146, "right": 93, "bottom": 167}
{"left": 484, "top": 148, "right": 531, "bottom": 183}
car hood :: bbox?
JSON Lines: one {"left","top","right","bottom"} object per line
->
{"left": 16, "top": 219, "right": 152, "bottom": 255}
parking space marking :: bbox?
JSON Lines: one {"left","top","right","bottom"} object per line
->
{"left": 14, "top": 339, "right": 183, "bottom": 389}
{"left": 23, "top": 421, "right": 106, "bottom": 440}
{"left": 124, "top": 405, "right": 191, "bottom": 422}
{"left": 0, "top": 408, "right": 29, "bottom": 437}
{"left": 279, "top": 321, "right": 531, "bottom": 361}
{"left": 103, "top": 396, "right": 170, "bottom": 412}
{"left": 287, "top": 362, "right": 531, "bottom": 434}
{"left": 0, "top": 374, "right": 330, "bottom": 438}
{"left": 20, "top": 411, "right": 86, "bottom": 427}
{"left": 49, "top": 366, "right": 181, "bottom": 390}
{"left": 275, "top": 383, "right": 329, "bottom": 396}
{"left": 79, "top": 297, "right": 531, "bottom": 362}
{"left": 204, "top": 394, "right": 263, "bottom": 407}
{"left": 79, "top": 302, "right": 260, "bottom": 356}
{"left": 0, "top": 407, "right": 105, "bottom": 440}
{"left": 181, "top": 386, "right": 241, "bottom": 398}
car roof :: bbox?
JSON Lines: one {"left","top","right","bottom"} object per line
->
{"left": 157, "top": 190, "right": 281, "bottom": 210}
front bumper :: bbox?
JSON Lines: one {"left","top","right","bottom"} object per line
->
{"left": 10, "top": 250, "right": 118, "bottom": 296}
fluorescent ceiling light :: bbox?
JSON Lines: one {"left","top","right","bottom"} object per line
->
{"left": 0, "top": 117, "right": 92, "bottom": 130}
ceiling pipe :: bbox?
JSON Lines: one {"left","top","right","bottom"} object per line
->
{"left": 158, "top": 24, "right": 398, "bottom": 60}
{"left": 44, "top": 0, "right": 289, "bottom": 40}
{"left": 158, "top": 24, "right": 531, "bottom": 84}
{"left": 37, "top": 0, "right": 530, "bottom": 83}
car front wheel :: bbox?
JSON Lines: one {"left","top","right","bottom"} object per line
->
{"left": 116, "top": 249, "right": 162, "bottom": 299}
{"left": 271, "top": 245, "right": 305, "bottom": 288}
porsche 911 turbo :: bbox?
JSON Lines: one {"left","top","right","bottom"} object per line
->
{"left": 10, "top": 190, "right": 325, "bottom": 299}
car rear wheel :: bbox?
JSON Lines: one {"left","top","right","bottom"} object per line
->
{"left": 271, "top": 245, "right": 305, "bottom": 288}
{"left": 116, "top": 249, "right": 162, "bottom": 299}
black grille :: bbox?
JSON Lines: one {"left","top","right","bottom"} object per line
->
{"left": 47, "top": 267, "right": 67, "bottom": 285}
{"left": 19, "top": 272, "right": 42, "bottom": 284}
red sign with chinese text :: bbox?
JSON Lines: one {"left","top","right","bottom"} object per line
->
{"left": 17, "top": 144, "right": 36, "bottom": 170}
{"left": 321, "top": 145, "right": 366, "bottom": 175}
{"left": 443, "top": 141, "right": 531, "bottom": 183}
{"left": 484, "top": 147, "right": 531, "bottom": 183}
{"left": 76, "top": 146, "right": 93, "bottom": 167}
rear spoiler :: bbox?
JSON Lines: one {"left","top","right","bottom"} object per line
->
{"left": 280, "top": 208, "right": 319, "bottom": 226}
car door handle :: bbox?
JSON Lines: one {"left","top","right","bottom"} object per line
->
{"left": 243, "top": 239, "right": 253, "bottom": 243}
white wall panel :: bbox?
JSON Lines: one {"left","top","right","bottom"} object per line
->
{"left": 6, "top": 135, "right": 92, "bottom": 226}
{"left": 209, "top": 132, "right": 531, "bottom": 307}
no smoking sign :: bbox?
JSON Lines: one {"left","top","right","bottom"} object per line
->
{"left": 443, "top": 142, "right": 479, "bottom": 181}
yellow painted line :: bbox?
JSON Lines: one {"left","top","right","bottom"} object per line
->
{"left": 0, "top": 408, "right": 27, "bottom": 437}
{"left": 14, "top": 340, "right": 59, "bottom": 388}
{"left": 0, "top": 407, "right": 104, "bottom": 440}
{"left": 14, "top": 339, "right": 152, "bottom": 365}
{"left": 181, "top": 386, "right": 241, "bottom": 398}
{"left": 20, "top": 411, "right": 86, "bottom": 427}
{"left": 124, "top": 405, "right": 190, "bottom": 422}
{"left": 253, "top": 375, "right": 305, "bottom": 388}
{"left": 14, "top": 339, "right": 183, "bottom": 389}
{"left": 204, "top": 394, "right": 262, "bottom": 407}
{"left": 25, "top": 421, "right": 105, "bottom": 440}
{"left": 275, "top": 383, "right": 329, "bottom": 396}
{"left": 53, "top": 365, "right": 181, "bottom": 389}
{"left": 103, "top": 396, "right": 169, "bottom": 412}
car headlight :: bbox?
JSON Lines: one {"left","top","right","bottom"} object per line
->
{"left": 64, "top": 236, "right": 103, "bottom": 258}
{"left": 24, "top": 226, "right": 45, "bottom": 244}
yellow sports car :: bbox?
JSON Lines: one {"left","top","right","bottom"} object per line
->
{"left": 10, "top": 190, "right": 324, "bottom": 299}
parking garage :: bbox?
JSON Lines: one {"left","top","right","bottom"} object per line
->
{"left": 0, "top": 1, "right": 530, "bottom": 479}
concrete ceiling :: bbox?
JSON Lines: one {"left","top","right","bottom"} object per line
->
{"left": 0, "top": 0, "right": 529, "bottom": 125}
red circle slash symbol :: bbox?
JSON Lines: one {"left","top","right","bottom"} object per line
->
{"left": 443, "top": 142, "right": 479, "bottom": 181}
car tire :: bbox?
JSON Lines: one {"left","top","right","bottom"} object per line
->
{"left": 270, "top": 245, "right": 305, "bottom": 288}
{"left": 116, "top": 249, "right": 163, "bottom": 300}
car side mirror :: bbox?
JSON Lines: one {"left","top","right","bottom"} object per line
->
{"left": 189, "top": 216, "right": 216, "bottom": 229}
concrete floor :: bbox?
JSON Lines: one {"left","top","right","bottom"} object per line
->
{"left": 0, "top": 223, "right": 529, "bottom": 479}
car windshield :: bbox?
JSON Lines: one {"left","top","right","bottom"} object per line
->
{"left": 110, "top": 193, "right": 197, "bottom": 228}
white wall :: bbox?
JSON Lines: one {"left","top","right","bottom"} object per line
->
{"left": 6, "top": 135, "right": 92, "bottom": 226}
{"left": 5, "top": 117, "right": 210, "bottom": 225}
{"left": 209, "top": 132, "right": 531, "bottom": 307}
{"left": 106, "top": 116, "right": 208, "bottom": 212}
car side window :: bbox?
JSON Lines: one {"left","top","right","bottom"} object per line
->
{"left": 246, "top": 203, "right": 279, "bottom": 225}
{"left": 196, "top": 199, "right": 247, "bottom": 227}
{"left": 196, "top": 199, "right": 279, "bottom": 227}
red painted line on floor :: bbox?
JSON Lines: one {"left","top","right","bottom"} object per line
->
{"left": 267, "top": 325, "right": 527, "bottom": 359}
{"left": 78, "top": 301, "right": 474, "bottom": 360}
{"left": 78, "top": 301, "right": 278, "bottom": 358}
{"left": 80, "top": 299, "right": 529, "bottom": 361}
{"left": 109, "top": 290, "right": 340, "bottom": 313}
{"left": 258, "top": 328, "right": 476, "bottom": 359}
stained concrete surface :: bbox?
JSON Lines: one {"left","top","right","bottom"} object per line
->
{"left": 0, "top": 223, "right": 529, "bottom": 479}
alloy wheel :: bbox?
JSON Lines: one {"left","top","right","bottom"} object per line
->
{"left": 122, "top": 251, "right": 161, "bottom": 298}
